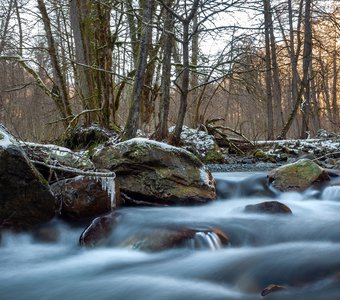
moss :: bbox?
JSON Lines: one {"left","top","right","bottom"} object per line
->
{"left": 269, "top": 159, "right": 326, "bottom": 191}
{"left": 253, "top": 149, "right": 277, "bottom": 163}
{"left": 203, "top": 148, "right": 224, "bottom": 163}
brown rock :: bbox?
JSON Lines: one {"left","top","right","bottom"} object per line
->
{"left": 245, "top": 201, "right": 292, "bottom": 214}
{"left": 51, "top": 175, "right": 121, "bottom": 221}
{"left": 79, "top": 212, "right": 118, "bottom": 247}
{"left": 120, "top": 227, "right": 229, "bottom": 252}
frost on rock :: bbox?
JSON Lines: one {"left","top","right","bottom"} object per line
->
{"left": 0, "top": 125, "right": 16, "bottom": 149}
{"left": 0, "top": 132, "right": 13, "bottom": 148}
{"left": 199, "top": 167, "right": 214, "bottom": 189}
{"left": 21, "top": 142, "right": 94, "bottom": 169}
{"left": 92, "top": 175, "right": 116, "bottom": 209}
{"left": 120, "top": 137, "right": 181, "bottom": 151}
{"left": 169, "top": 126, "right": 222, "bottom": 162}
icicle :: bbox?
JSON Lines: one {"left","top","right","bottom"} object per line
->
{"left": 91, "top": 176, "right": 116, "bottom": 209}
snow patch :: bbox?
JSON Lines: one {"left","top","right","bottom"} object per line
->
{"left": 0, "top": 132, "right": 13, "bottom": 149}
{"left": 200, "top": 167, "right": 214, "bottom": 188}
{"left": 120, "top": 138, "right": 177, "bottom": 151}
{"left": 22, "top": 142, "right": 73, "bottom": 157}
{"left": 169, "top": 126, "right": 217, "bottom": 159}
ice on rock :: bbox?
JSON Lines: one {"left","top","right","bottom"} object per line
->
{"left": 92, "top": 175, "right": 116, "bottom": 209}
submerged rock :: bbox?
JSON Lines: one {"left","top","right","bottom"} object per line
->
{"left": 32, "top": 220, "right": 60, "bottom": 243}
{"left": 216, "top": 174, "right": 277, "bottom": 199}
{"left": 0, "top": 125, "right": 57, "bottom": 230}
{"left": 268, "top": 159, "right": 329, "bottom": 192}
{"left": 245, "top": 201, "right": 292, "bottom": 214}
{"left": 79, "top": 212, "right": 119, "bottom": 247}
{"left": 120, "top": 227, "right": 229, "bottom": 252}
{"left": 51, "top": 175, "right": 121, "bottom": 221}
{"left": 92, "top": 138, "right": 216, "bottom": 206}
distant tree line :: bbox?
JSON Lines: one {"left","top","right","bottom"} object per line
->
{"left": 0, "top": 0, "right": 339, "bottom": 142}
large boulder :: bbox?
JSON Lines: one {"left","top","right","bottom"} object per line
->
{"left": 0, "top": 126, "right": 57, "bottom": 230}
{"left": 92, "top": 138, "right": 216, "bottom": 205}
{"left": 51, "top": 175, "right": 121, "bottom": 221}
{"left": 268, "top": 159, "right": 329, "bottom": 192}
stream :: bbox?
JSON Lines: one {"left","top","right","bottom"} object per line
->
{"left": 1, "top": 172, "right": 340, "bottom": 300}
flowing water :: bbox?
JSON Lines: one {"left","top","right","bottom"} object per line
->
{"left": 1, "top": 172, "right": 340, "bottom": 300}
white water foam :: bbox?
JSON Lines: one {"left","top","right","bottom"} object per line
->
{"left": 193, "top": 231, "right": 222, "bottom": 250}
{"left": 322, "top": 186, "right": 340, "bottom": 201}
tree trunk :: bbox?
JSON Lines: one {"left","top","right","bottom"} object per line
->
{"left": 69, "top": 0, "right": 114, "bottom": 127}
{"left": 268, "top": 1, "right": 283, "bottom": 129}
{"left": 0, "top": 0, "right": 13, "bottom": 55}
{"left": 279, "top": 0, "right": 312, "bottom": 139}
{"left": 263, "top": 0, "right": 274, "bottom": 139}
{"left": 173, "top": 23, "right": 190, "bottom": 143}
{"left": 190, "top": 14, "right": 199, "bottom": 127}
{"left": 37, "top": 0, "right": 73, "bottom": 128}
{"left": 299, "top": 0, "right": 312, "bottom": 138}
{"left": 331, "top": 50, "right": 338, "bottom": 128}
{"left": 172, "top": 0, "right": 199, "bottom": 144}
{"left": 123, "top": 0, "right": 154, "bottom": 139}
{"left": 155, "top": 0, "right": 173, "bottom": 141}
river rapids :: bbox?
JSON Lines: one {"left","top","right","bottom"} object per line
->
{"left": 1, "top": 172, "right": 340, "bottom": 300}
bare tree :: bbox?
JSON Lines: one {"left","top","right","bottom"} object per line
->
{"left": 123, "top": 0, "right": 155, "bottom": 139}
{"left": 37, "top": 0, "right": 73, "bottom": 128}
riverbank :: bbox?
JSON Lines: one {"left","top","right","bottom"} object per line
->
{"left": 207, "top": 161, "right": 281, "bottom": 173}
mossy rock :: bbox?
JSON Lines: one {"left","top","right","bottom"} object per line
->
{"left": 254, "top": 149, "right": 277, "bottom": 163}
{"left": 92, "top": 138, "right": 216, "bottom": 205}
{"left": 268, "top": 159, "right": 329, "bottom": 192}
{"left": 203, "top": 146, "right": 224, "bottom": 163}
